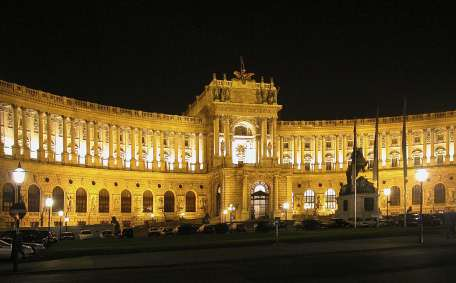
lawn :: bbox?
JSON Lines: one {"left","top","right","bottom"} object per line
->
{"left": 33, "top": 226, "right": 444, "bottom": 261}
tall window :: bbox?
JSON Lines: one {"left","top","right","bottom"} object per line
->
{"left": 164, "top": 191, "right": 174, "bottom": 212}
{"left": 2, "top": 183, "right": 14, "bottom": 212}
{"left": 414, "top": 156, "right": 422, "bottom": 166}
{"left": 76, "top": 188, "right": 87, "bottom": 213}
{"left": 121, "top": 190, "right": 132, "bottom": 213}
{"left": 325, "top": 162, "right": 332, "bottom": 171}
{"left": 304, "top": 190, "right": 315, "bottom": 209}
{"left": 143, "top": 190, "right": 153, "bottom": 212}
{"left": 390, "top": 186, "right": 400, "bottom": 206}
{"left": 412, "top": 185, "right": 422, "bottom": 205}
{"left": 52, "top": 187, "right": 64, "bottom": 212}
{"left": 185, "top": 191, "right": 196, "bottom": 212}
{"left": 325, "top": 189, "right": 336, "bottom": 209}
{"left": 27, "top": 185, "right": 40, "bottom": 212}
{"left": 99, "top": 189, "right": 109, "bottom": 213}
{"left": 437, "top": 154, "right": 444, "bottom": 165}
{"left": 434, "top": 183, "right": 446, "bottom": 204}
{"left": 364, "top": 198, "right": 374, "bottom": 211}
{"left": 391, "top": 157, "right": 399, "bottom": 168}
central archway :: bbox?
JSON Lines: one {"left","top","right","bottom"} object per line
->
{"left": 250, "top": 182, "right": 269, "bottom": 219}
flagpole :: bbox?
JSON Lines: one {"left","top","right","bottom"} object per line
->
{"left": 402, "top": 98, "right": 408, "bottom": 228}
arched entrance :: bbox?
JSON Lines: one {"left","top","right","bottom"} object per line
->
{"left": 250, "top": 182, "right": 269, "bottom": 219}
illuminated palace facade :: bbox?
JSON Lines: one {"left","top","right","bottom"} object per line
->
{"left": 1, "top": 71, "right": 456, "bottom": 229}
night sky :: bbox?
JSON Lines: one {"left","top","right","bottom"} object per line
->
{"left": 1, "top": 1, "right": 455, "bottom": 121}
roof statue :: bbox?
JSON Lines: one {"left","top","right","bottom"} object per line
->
{"left": 233, "top": 56, "right": 255, "bottom": 83}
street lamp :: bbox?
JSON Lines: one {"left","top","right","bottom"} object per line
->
{"left": 45, "top": 197, "right": 54, "bottom": 232}
{"left": 58, "top": 210, "right": 64, "bottom": 240}
{"left": 282, "top": 202, "right": 290, "bottom": 221}
{"left": 228, "top": 204, "right": 236, "bottom": 224}
{"left": 10, "top": 162, "right": 26, "bottom": 272}
{"left": 383, "top": 188, "right": 391, "bottom": 219}
{"left": 416, "top": 168, "right": 428, "bottom": 244}
{"left": 64, "top": 216, "right": 69, "bottom": 232}
{"left": 223, "top": 209, "right": 228, "bottom": 223}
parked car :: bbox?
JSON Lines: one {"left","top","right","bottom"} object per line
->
{"left": 0, "top": 237, "right": 45, "bottom": 254}
{"left": 423, "top": 214, "right": 442, "bottom": 226}
{"left": 255, "top": 221, "right": 274, "bottom": 232}
{"left": 148, "top": 227, "right": 165, "bottom": 237}
{"left": 0, "top": 239, "right": 34, "bottom": 259}
{"left": 61, "top": 231, "right": 76, "bottom": 240}
{"left": 173, "top": 224, "right": 198, "bottom": 235}
{"left": 396, "top": 214, "right": 420, "bottom": 226}
{"left": 79, "top": 230, "right": 94, "bottom": 240}
{"left": 325, "top": 218, "right": 351, "bottom": 228}
{"left": 100, "top": 230, "right": 114, "bottom": 238}
{"left": 121, "top": 228, "right": 134, "bottom": 238}
{"left": 298, "top": 219, "right": 323, "bottom": 230}
{"left": 197, "top": 224, "right": 216, "bottom": 234}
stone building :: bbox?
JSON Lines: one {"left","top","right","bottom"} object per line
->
{"left": 1, "top": 69, "right": 455, "bottom": 229}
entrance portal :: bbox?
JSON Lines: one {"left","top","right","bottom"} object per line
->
{"left": 250, "top": 182, "right": 269, "bottom": 219}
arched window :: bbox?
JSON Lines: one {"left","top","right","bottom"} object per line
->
{"left": 99, "top": 189, "right": 109, "bottom": 213}
{"left": 121, "top": 190, "right": 132, "bottom": 213}
{"left": 28, "top": 185, "right": 40, "bottom": 212}
{"left": 434, "top": 183, "right": 445, "bottom": 204}
{"left": 412, "top": 185, "right": 421, "bottom": 205}
{"left": 2, "top": 183, "right": 14, "bottom": 212}
{"left": 325, "top": 189, "right": 336, "bottom": 209}
{"left": 234, "top": 126, "right": 252, "bottom": 136}
{"left": 52, "top": 187, "right": 64, "bottom": 212}
{"left": 304, "top": 190, "right": 315, "bottom": 209}
{"left": 143, "top": 190, "right": 153, "bottom": 212}
{"left": 185, "top": 191, "right": 196, "bottom": 212}
{"left": 76, "top": 188, "right": 87, "bottom": 213}
{"left": 164, "top": 191, "right": 175, "bottom": 212}
{"left": 390, "top": 186, "right": 400, "bottom": 206}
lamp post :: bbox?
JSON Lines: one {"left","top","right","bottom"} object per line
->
{"left": 10, "top": 162, "right": 26, "bottom": 272}
{"left": 282, "top": 202, "right": 290, "bottom": 221}
{"left": 416, "top": 168, "right": 428, "bottom": 244}
{"left": 228, "top": 204, "right": 235, "bottom": 224}
{"left": 223, "top": 209, "right": 228, "bottom": 223}
{"left": 58, "top": 210, "right": 64, "bottom": 240}
{"left": 383, "top": 188, "right": 391, "bottom": 219}
{"left": 45, "top": 197, "right": 54, "bottom": 232}
{"left": 64, "top": 216, "right": 69, "bottom": 232}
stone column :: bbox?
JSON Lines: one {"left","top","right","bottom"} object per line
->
{"left": 152, "top": 131, "right": 158, "bottom": 170}
{"left": 422, "top": 129, "right": 427, "bottom": 164}
{"left": 342, "top": 134, "right": 347, "bottom": 169}
{"left": 201, "top": 133, "right": 206, "bottom": 171}
{"left": 430, "top": 128, "right": 435, "bottom": 163}
{"left": 0, "top": 107, "right": 4, "bottom": 158}
{"left": 385, "top": 131, "right": 390, "bottom": 165}
{"left": 38, "top": 111, "right": 45, "bottom": 161}
{"left": 116, "top": 126, "right": 122, "bottom": 168}
{"left": 241, "top": 174, "right": 249, "bottom": 220}
{"left": 21, "top": 108, "right": 30, "bottom": 159}
{"left": 195, "top": 133, "right": 200, "bottom": 172}
{"left": 62, "top": 116, "right": 69, "bottom": 164}
{"left": 407, "top": 129, "right": 413, "bottom": 163}
{"left": 321, "top": 136, "right": 326, "bottom": 170}
{"left": 160, "top": 131, "right": 166, "bottom": 171}
{"left": 93, "top": 123, "right": 100, "bottom": 166}
{"left": 46, "top": 113, "right": 54, "bottom": 162}
{"left": 261, "top": 118, "right": 267, "bottom": 159}
{"left": 138, "top": 128, "right": 145, "bottom": 170}
{"left": 12, "top": 105, "right": 20, "bottom": 158}
{"left": 300, "top": 136, "right": 305, "bottom": 170}
{"left": 70, "top": 118, "right": 77, "bottom": 164}
{"left": 273, "top": 119, "right": 278, "bottom": 161}
{"left": 313, "top": 135, "right": 318, "bottom": 170}
{"left": 85, "top": 121, "right": 92, "bottom": 166}
{"left": 279, "top": 136, "right": 283, "bottom": 164}
{"left": 181, "top": 133, "right": 187, "bottom": 171}
{"left": 213, "top": 116, "right": 220, "bottom": 158}
{"left": 446, "top": 126, "right": 451, "bottom": 163}
{"left": 173, "top": 132, "right": 179, "bottom": 169}
{"left": 108, "top": 124, "right": 115, "bottom": 168}
{"left": 223, "top": 117, "right": 232, "bottom": 165}
{"left": 130, "top": 128, "right": 136, "bottom": 169}
{"left": 293, "top": 136, "right": 298, "bottom": 168}
{"left": 273, "top": 175, "right": 279, "bottom": 216}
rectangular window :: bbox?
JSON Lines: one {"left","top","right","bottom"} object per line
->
{"left": 391, "top": 158, "right": 398, "bottom": 168}
{"left": 326, "top": 141, "right": 331, "bottom": 149}
{"left": 347, "top": 141, "right": 353, "bottom": 148}
{"left": 343, "top": 200, "right": 348, "bottom": 211}
{"left": 284, "top": 142, "right": 289, "bottom": 149}
{"left": 304, "top": 162, "right": 311, "bottom": 171}
{"left": 391, "top": 138, "right": 398, "bottom": 145}
{"left": 326, "top": 162, "right": 332, "bottom": 171}
{"left": 414, "top": 137, "right": 421, "bottom": 144}
{"left": 437, "top": 134, "right": 444, "bottom": 143}
{"left": 437, "top": 155, "right": 444, "bottom": 165}
{"left": 368, "top": 160, "right": 374, "bottom": 169}
{"left": 414, "top": 157, "right": 422, "bottom": 166}
{"left": 185, "top": 139, "right": 189, "bottom": 147}
{"left": 364, "top": 198, "right": 374, "bottom": 211}
{"left": 78, "top": 221, "right": 86, "bottom": 227}
{"left": 305, "top": 142, "right": 311, "bottom": 150}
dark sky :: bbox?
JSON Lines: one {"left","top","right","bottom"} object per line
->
{"left": 1, "top": 1, "right": 455, "bottom": 121}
